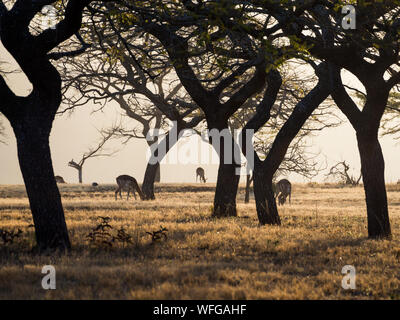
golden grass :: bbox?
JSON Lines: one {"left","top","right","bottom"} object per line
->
{"left": 0, "top": 183, "right": 400, "bottom": 300}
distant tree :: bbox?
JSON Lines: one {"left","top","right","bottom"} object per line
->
{"left": 325, "top": 161, "right": 362, "bottom": 186}
{"left": 68, "top": 129, "right": 118, "bottom": 183}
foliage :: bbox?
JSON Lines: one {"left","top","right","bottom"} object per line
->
{"left": 146, "top": 226, "right": 168, "bottom": 244}
{"left": 0, "top": 228, "right": 22, "bottom": 245}
{"left": 86, "top": 216, "right": 135, "bottom": 247}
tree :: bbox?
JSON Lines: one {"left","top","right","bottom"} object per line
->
{"left": 229, "top": 64, "right": 337, "bottom": 203}
{"left": 0, "top": 0, "right": 113, "bottom": 251}
{"left": 354, "top": 90, "right": 400, "bottom": 140}
{"left": 325, "top": 161, "right": 362, "bottom": 186}
{"left": 58, "top": 16, "right": 203, "bottom": 199}
{"left": 159, "top": 1, "right": 335, "bottom": 224}
{"left": 110, "top": 0, "right": 275, "bottom": 217}
{"left": 241, "top": 62, "right": 332, "bottom": 224}
{"left": 234, "top": 0, "right": 399, "bottom": 237}
{"left": 381, "top": 92, "right": 400, "bottom": 139}
{"left": 103, "top": 0, "right": 338, "bottom": 221}
{"left": 68, "top": 129, "right": 117, "bottom": 183}
{"left": 292, "top": 2, "right": 400, "bottom": 238}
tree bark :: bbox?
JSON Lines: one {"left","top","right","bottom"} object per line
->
{"left": 242, "top": 63, "right": 330, "bottom": 225}
{"left": 213, "top": 162, "right": 240, "bottom": 217}
{"left": 253, "top": 169, "right": 281, "bottom": 225}
{"left": 142, "top": 126, "right": 180, "bottom": 200}
{"left": 155, "top": 165, "right": 161, "bottom": 183}
{"left": 12, "top": 119, "right": 71, "bottom": 252}
{"left": 244, "top": 173, "right": 252, "bottom": 203}
{"left": 357, "top": 134, "right": 391, "bottom": 239}
{"left": 142, "top": 161, "right": 160, "bottom": 200}
{"left": 329, "top": 64, "right": 392, "bottom": 239}
{"left": 209, "top": 121, "right": 241, "bottom": 218}
{"left": 78, "top": 167, "right": 82, "bottom": 184}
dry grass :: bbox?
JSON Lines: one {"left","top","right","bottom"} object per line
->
{"left": 0, "top": 183, "right": 400, "bottom": 300}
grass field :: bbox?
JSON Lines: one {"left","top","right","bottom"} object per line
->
{"left": 0, "top": 183, "right": 400, "bottom": 299}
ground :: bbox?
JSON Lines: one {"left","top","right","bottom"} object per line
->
{"left": 0, "top": 183, "right": 400, "bottom": 299}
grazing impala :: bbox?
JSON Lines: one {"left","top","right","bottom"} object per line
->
{"left": 196, "top": 167, "right": 207, "bottom": 183}
{"left": 274, "top": 179, "right": 291, "bottom": 206}
{"left": 115, "top": 175, "right": 145, "bottom": 200}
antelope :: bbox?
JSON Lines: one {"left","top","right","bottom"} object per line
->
{"left": 274, "top": 179, "right": 291, "bottom": 206}
{"left": 196, "top": 167, "right": 207, "bottom": 183}
{"left": 55, "top": 176, "right": 66, "bottom": 184}
{"left": 115, "top": 175, "right": 145, "bottom": 200}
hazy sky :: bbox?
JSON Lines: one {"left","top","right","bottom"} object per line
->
{"left": 1, "top": 42, "right": 399, "bottom": 185}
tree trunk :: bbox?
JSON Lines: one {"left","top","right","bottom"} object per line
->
{"left": 78, "top": 167, "right": 82, "bottom": 184}
{"left": 142, "top": 126, "right": 179, "bottom": 200}
{"left": 13, "top": 120, "right": 71, "bottom": 252}
{"left": 155, "top": 165, "right": 161, "bottom": 183}
{"left": 250, "top": 65, "right": 330, "bottom": 225}
{"left": 213, "top": 162, "right": 240, "bottom": 217}
{"left": 357, "top": 134, "right": 391, "bottom": 239}
{"left": 244, "top": 173, "right": 251, "bottom": 203}
{"left": 209, "top": 122, "right": 240, "bottom": 218}
{"left": 253, "top": 169, "right": 281, "bottom": 225}
{"left": 142, "top": 161, "right": 160, "bottom": 200}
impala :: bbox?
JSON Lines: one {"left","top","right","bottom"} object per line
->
{"left": 115, "top": 175, "right": 145, "bottom": 200}
{"left": 274, "top": 179, "right": 292, "bottom": 206}
{"left": 196, "top": 167, "right": 207, "bottom": 183}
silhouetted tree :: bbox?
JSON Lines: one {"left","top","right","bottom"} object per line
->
{"left": 59, "top": 18, "right": 203, "bottom": 199}
{"left": 0, "top": 0, "right": 114, "bottom": 251}
{"left": 325, "top": 161, "right": 362, "bottom": 186}
{"left": 236, "top": 0, "right": 399, "bottom": 238}
{"left": 110, "top": 1, "right": 271, "bottom": 217}
{"left": 299, "top": 3, "right": 400, "bottom": 238}
{"left": 68, "top": 129, "right": 117, "bottom": 183}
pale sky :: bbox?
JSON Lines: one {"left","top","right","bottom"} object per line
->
{"left": 1, "top": 41, "right": 399, "bottom": 185}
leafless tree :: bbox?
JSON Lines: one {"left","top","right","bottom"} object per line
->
{"left": 325, "top": 161, "right": 362, "bottom": 186}
{"left": 68, "top": 129, "right": 118, "bottom": 183}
